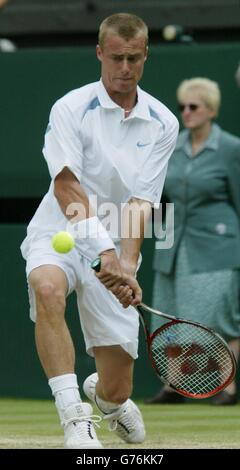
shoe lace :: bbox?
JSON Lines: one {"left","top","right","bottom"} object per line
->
{"left": 103, "top": 404, "right": 135, "bottom": 434}
{"left": 64, "top": 414, "right": 102, "bottom": 429}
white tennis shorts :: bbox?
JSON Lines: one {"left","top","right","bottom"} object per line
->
{"left": 25, "top": 235, "right": 140, "bottom": 359}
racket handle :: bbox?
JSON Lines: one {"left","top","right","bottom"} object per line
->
{"left": 91, "top": 257, "right": 101, "bottom": 272}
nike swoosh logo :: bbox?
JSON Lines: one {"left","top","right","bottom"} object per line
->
{"left": 137, "top": 141, "right": 151, "bottom": 147}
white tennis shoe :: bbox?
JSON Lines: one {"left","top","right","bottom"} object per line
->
{"left": 83, "top": 373, "right": 146, "bottom": 444}
{"left": 62, "top": 401, "right": 103, "bottom": 449}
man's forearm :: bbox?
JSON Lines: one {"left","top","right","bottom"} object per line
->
{"left": 54, "top": 167, "right": 92, "bottom": 222}
{"left": 120, "top": 238, "right": 142, "bottom": 274}
{"left": 120, "top": 198, "right": 152, "bottom": 273}
{"left": 54, "top": 167, "right": 115, "bottom": 259}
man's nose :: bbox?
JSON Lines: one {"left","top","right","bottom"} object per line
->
{"left": 121, "top": 59, "right": 130, "bottom": 73}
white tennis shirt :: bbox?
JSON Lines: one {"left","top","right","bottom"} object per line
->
{"left": 21, "top": 79, "right": 178, "bottom": 257}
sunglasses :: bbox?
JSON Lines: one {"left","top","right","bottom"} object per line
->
{"left": 178, "top": 103, "right": 200, "bottom": 112}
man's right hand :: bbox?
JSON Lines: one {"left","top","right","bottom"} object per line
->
{"left": 94, "top": 250, "right": 141, "bottom": 308}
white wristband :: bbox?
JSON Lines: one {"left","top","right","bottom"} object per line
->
{"left": 66, "top": 216, "right": 115, "bottom": 261}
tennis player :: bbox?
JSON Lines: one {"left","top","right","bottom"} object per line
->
{"left": 21, "top": 13, "right": 178, "bottom": 449}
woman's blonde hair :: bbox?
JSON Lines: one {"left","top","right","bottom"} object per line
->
{"left": 98, "top": 13, "right": 148, "bottom": 49}
{"left": 177, "top": 78, "right": 221, "bottom": 116}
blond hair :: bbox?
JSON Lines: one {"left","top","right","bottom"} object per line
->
{"left": 98, "top": 13, "right": 148, "bottom": 49}
{"left": 177, "top": 78, "right": 221, "bottom": 115}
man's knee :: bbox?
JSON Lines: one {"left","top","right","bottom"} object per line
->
{"left": 35, "top": 282, "right": 66, "bottom": 314}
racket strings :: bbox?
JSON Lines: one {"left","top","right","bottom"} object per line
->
{"left": 151, "top": 322, "right": 234, "bottom": 397}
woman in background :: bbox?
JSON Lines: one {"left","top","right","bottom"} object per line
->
{"left": 147, "top": 78, "right": 240, "bottom": 405}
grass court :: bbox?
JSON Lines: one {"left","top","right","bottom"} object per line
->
{"left": 0, "top": 398, "right": 240, "bottom": 449}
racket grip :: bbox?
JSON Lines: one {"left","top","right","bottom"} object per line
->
{"left": 91, "top": 257, "right": 101, "bottom": 272}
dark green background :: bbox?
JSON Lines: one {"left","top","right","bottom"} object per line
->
{"left": 0, "top": 42, "right": 239, "bottom": 398}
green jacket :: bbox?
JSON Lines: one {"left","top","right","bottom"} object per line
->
{"left": 153, "top": 124, "right": 240, "bottom": 274}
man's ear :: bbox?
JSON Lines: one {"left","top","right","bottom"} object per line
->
{"left": 144, "top": 46, "right": 149, "bottom": 61}
{"left": 96, "top": 44, "right": 102, "bottom": 62}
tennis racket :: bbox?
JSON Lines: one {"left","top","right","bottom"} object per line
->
{"left": 91, "top": 257, "right": 236, "bottom": 399}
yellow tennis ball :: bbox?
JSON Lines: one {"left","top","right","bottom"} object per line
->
{"left": 52, "top": 231, "right": 75, "bottom": 254}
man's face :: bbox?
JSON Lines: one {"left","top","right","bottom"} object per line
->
{"left": 96, "top": 33, "right": 148, "bottom": 96}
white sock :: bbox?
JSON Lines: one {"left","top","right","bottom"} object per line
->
{"left": 49, "top": 373, "right": 81, "bottom": 423}
{"left": 96, "top": 395, "right": 122, "bottom": 415}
